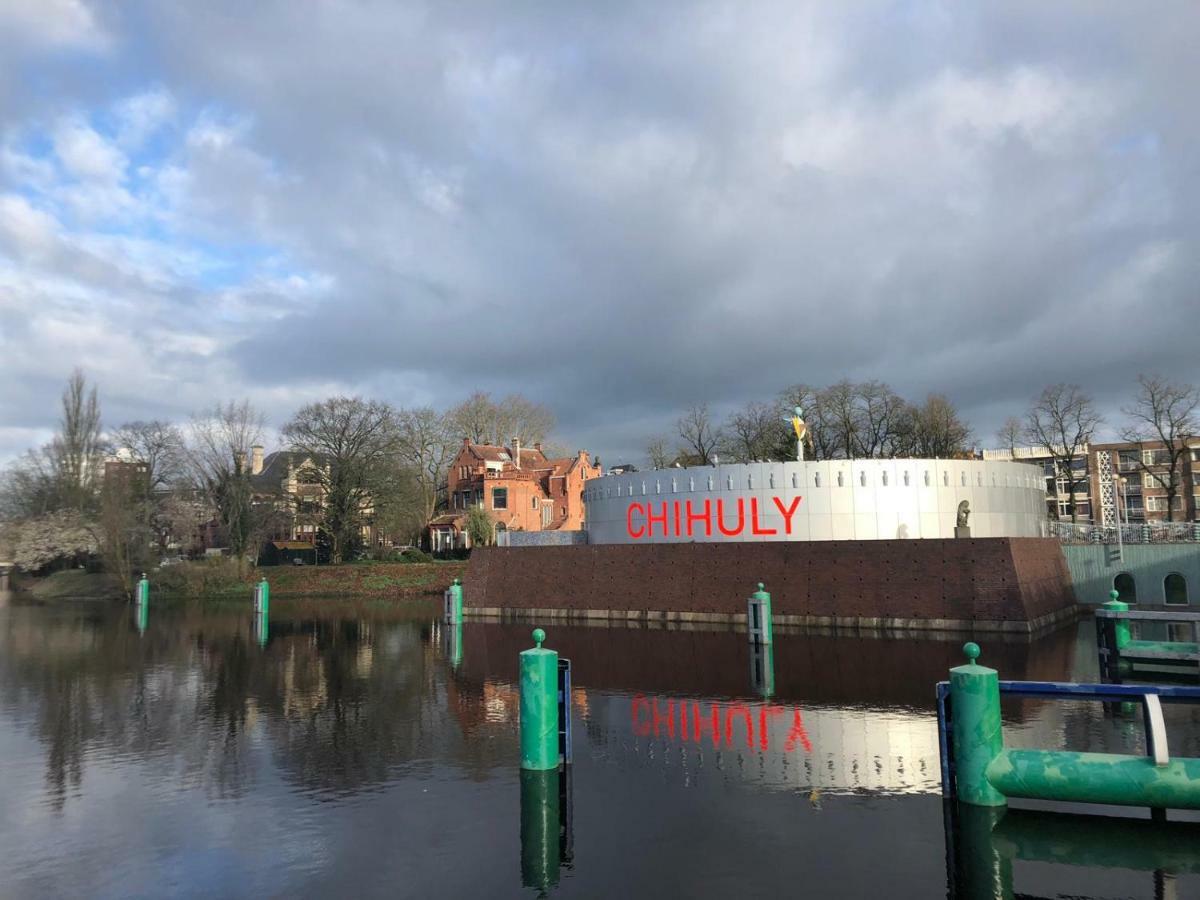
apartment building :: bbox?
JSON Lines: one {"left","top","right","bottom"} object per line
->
{"left": 984, "top": 439, "right": 1200, "bottom": 524}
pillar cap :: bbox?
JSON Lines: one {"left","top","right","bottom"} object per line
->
{"left": 532, "top": 628, "right": 546, "bottom": 648}
{"left": 951, "top": 641, "right": 996, "bottom": 676}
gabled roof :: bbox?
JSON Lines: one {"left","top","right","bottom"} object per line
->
{"left": 464, "top": 442, "right": 550, "bottom": 469}
{"left": 250, "top": 451, "right": 328, "bottom": 491}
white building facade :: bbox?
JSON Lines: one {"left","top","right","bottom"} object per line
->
{"left": 583, "top": 458, "right": 1047, "bottom": 544}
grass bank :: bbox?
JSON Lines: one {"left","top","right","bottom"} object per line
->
{"left": 154, "top": 558, "right": 467, "bottom": 600}
{"left": 19, "top": 569, "right": 124, "bottom": 601}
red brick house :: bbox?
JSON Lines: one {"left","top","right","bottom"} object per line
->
{"left": 429, "top": 439, "right": 601, "bottom": 550}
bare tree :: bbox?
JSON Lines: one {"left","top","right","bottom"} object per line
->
{"left": 903, "top": 394, "right": 972, "bottom": 458}
{"left": 821, "top": 380, "right": 859, "bottom": 459}
{"left": 1120, "top": 374, "right": 1199, "bottom": 522}
{"left": 725, "top": 401, "right": 784, "bottom": 462}
{"left": 676, "top": 403, "right": 722, "bottom": 466}
{"left": 997, "top": 417, "right": 1023, "bottom": 455}
{"left": 1024, "top": 384, "right": 1102, "bottom": 523}
{"left": 645, "top": 437, "right": 672, "bottom": 470}
{"left": 183, "top": 400, "right": 266, "bottom": 569}
{"left": 446, "top": 391, "right": 555, "bottom": 446}
{"left": 282, "top": 397, "right": 399, "bottom": 564}
{"left": 0, "top": 449, "right": 57, "bottom": 519}
{"left": 857, "top": 381, "right": 908, "bottom": 457}
{"left": 50, "top": 369, "right": 104, "bottom": 512}
{"left": 112, "top": 420, "right": 185, "bottom": 491}
{"left": 395, "top": 406, "right": 457, "bottom": 531}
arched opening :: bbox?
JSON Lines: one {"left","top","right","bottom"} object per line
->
{"left": 1114, "top": 572, "right": 1137, "bottom": 604}
{"left": 1164, "top": 573, "right": 1188, "bottom": 606}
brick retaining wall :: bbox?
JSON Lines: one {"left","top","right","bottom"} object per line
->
{"left": 463, "top": 538, "right": 1077, "bottom": 632}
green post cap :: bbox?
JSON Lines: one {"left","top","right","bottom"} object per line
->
{"left": 757, "top": 582, "right": 765, "bottom": 591}
{"left": 532, "top": 628, "right": 546, "bottom": 648}
{"left": 963, "top": 642, "right": 981, "bottom": 664}
{"left": 454, "top": 577, "right": 461, "bottom": 586}
{"left": 1109, "top": 589, "right": 1120, "bottom": 601}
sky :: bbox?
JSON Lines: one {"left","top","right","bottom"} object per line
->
{"left": 0, "top": 1, "right": 1196, "bottom": 466}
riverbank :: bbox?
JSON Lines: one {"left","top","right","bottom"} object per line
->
{"left": 16, "top": 560, "right": 467, "bottom": 602}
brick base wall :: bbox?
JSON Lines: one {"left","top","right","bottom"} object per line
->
{"left": 463, "top": 538, "right": 1078, "bottom": 632}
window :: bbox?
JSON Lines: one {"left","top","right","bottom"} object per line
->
{"left": 492, "top": 487, "right": 508, "bottom": 510}
{"left": 1114, "top": 572, "right": 1137, "bottom": 604}
{"left": 1143, "top": 472, "right": 1164, "bottom": 490}
{"left": 1164, "top": 573, "right": 1188, "bottom": 606}
{"left": 531, "top": 496, "right": 538, "bottom": 510}
{"left": 1143, "top": 449, "right": 1171, "bottom": 466}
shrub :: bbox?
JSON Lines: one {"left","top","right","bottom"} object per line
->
{"left": 399, "top": 547, "right": 433, "bottom": 564}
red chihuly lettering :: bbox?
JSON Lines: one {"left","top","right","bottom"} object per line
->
{"left": 691, "top": 701, "right": 722, "bottom": 747}
{"left": 716, "top": 498, "right": 745, "bottom": 536}
{"left": 725, "top": 702, "right": 754, "bottom": 749}
{"left": 759, "top": 705, "right": 786, "bottom": 751}
{"left": 632, "top": 696, "right": 811, "bottom": 755}
{"left": 624, "top": 495, "right": 804, "bottom": 541}
{"left": 653, "top": 697, "right": 675, "bottom": 738}
{"left": 772, "top": 496, "right": 802, "bottom": 534}
{"left": 685, "top": 499, "right": 712, "bottom": 537}
{"left": 785, "top": 709, "right": 812, "bottom": 753}
{"left": 632, "top": 694, "right": 651, "bottom": 736}
{"left": 646, "top": 502, "right": 669, "bottom": 537}
{"left": 627, "top": 502, "right": 646, "bottom": 539}
{"left": 749, "top": 498, "right": 777, "bottom": 536}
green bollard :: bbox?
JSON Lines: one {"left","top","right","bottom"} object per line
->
{"left": 950, "top": 642, "right": 1006, "bottom": 807}
{"left": 449, "top": 577, "right": 463, "bottom": 623}
{"left": 137, "top": 574, "right": 149, "bottom": 605}
{"left": 1103, "top": 589, "right": 1130, "bottom": 650}
{"left": 747, "top": 582, "right": 773, "bottom": 644}
{"left": 255, "top": 608, "right": 269, "bottom": 647}
{"left": 254, "top": 577, "right": 270, "bottom": 617}
{"left": 520, "top": 769, "right": 561, "bottom": 890}
{"left": 134, "top": 595, "right": 148, "bottom": 634}
{"left": 520, "top": 628, "right": 559, "bottom": 771}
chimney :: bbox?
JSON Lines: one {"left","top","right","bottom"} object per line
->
{"left": 251, "top": 445, "right": 264, "bottom": 475}
{"left": 512, "top": 436, "right": 521, "bottom": 469}
{"left": 534, "top": 442, "right": 542, "bottom": 452}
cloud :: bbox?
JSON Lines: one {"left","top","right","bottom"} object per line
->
{"left": 0, "top": 2, "right": 1198, "bottom": 466}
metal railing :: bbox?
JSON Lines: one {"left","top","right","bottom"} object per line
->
{"left": 1047, "top": 520, "right": 1200, "bottom": 544}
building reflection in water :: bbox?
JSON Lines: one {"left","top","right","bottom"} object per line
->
{"left": 453, "top": 620, "right": 1079, "bottom": 797}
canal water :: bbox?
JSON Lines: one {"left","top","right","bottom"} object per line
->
{"left": 1, "top": 598, "right": 1199, "bottom": 898}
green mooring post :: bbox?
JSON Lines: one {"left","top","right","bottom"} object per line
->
{"left": 447, "top": 577, "right": 463, "bottom": 623}
{"left": 136, "top": 573, "right": 149, "bottom": 605}
{"left": 1104, "top": 589, "right": 1131, "bottom": 650}
{"left": 747, "top": 582, "right": 773, "bottom": 644}
{"left": 520, "top": 628, "right": 559, "bottom": 771}
{"left": 254, "top": 577, "right": 270, "bottom": 617}
{"left": 950, "top": 642, "right": 1006, "bottom": 807}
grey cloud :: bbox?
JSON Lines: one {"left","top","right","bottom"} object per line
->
{"left": 1, "top": 1, "right": 1198, "bottom": 464}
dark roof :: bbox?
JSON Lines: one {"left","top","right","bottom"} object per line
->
{"left": 250, "top": 451, "right": 329, "bottom": 491}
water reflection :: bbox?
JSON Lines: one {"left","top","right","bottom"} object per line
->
{"left": 0, "top": 601, "right": 1197, "bottom": 898}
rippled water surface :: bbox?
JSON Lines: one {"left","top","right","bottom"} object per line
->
{"left": 1, "top": 596, "right": 1199, "bottom": 898}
